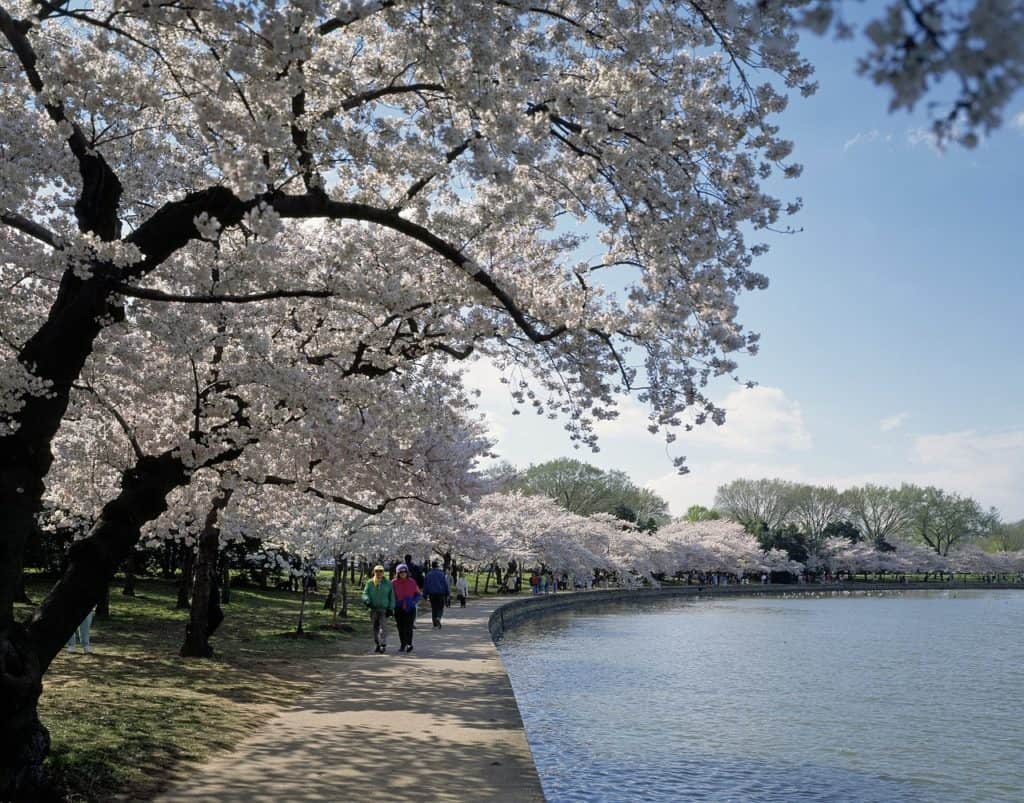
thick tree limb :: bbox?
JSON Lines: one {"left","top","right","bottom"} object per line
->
{"left": 261, "top": 475, "right": 438, "bottom": 514}
{"left": 0, "top": 212, "right": 60, "bottom": 249}
{"left": 114, "top": 285, "right": 334, "bottom": 304}
{"left": 0, "top": 3, "right": 123, "bottom": 240}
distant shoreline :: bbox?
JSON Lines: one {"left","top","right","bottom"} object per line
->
{"left": 488, "top": 581, "right": 1023, "bottom": 641}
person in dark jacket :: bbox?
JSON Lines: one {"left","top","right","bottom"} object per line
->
{"left": 403, "top": 553, "right": 425, "bottom": 588}
{"left": 423, "top": 560, "right": 450, "bottom": 628}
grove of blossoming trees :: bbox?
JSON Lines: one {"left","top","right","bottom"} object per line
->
{"left": 2, "top": 0, "right": 1021, "bottom": 793}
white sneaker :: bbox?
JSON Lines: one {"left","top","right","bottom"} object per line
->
{"left": 84, "top": 645, "right": 92, "bottom": 654}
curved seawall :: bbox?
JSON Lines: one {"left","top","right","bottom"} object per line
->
{"left": 488, "top": 581, "right": 1022, "bottom": 641}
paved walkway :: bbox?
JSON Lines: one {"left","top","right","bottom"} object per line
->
{"left": 156, "top": 599, "right": 544, "bottom": 802}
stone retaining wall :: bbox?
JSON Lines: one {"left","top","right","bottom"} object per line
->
{"left": 488, "top": 581, "right": 1022, "bottom": 641}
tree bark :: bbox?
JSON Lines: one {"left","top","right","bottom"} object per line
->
{"left": 339, "top": 558, "right": 349, "bottom": 619}
{"left": 161, "top": 540, "right": 175, "bottom": 579}
{"left": 14, "top": 572, "right": 31, "bottom": 605}
{"left": 122, "top": 554, "right": 136, "bottom": 596}
{"left": 1, "top": 449, "right": 193, "bottom": 797}
{"left": 177, "top": 547, "right": 195, "bottom": 610}
{"left": 220, "top": 560, "right": 230, "bottom": 605}
{"left": 180, "top": 487, "right": 233, "bottom": 658}
{"left": 296, "top": 575, "right": 309, "bottom": 635}
{"left": 324, "top": 555, "right": 342, "bottom": 610}
{"left": 94, "top": 583, "right": 110, "bottom": 620}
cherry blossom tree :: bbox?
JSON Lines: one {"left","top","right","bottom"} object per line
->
{"left": 2, "top": 0, "right": 1020, "bottom": 792}
{"left": 653, "top": 518, "right": 800, "bottom": 577}
{"left": 2, "top": 6, "right": 814, "bottom": 781}
{"left": 803, "top": 0, "right": 1024, "bottom": 146}
{"left": 464, "top": 492, "right": 622, "bottom": 580}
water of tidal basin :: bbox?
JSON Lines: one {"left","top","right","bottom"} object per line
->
{"left": 497, "top": 590, "right": 1024, "bottom": 803}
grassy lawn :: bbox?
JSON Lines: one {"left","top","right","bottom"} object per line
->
{"left": 16, "top": 577, "right": 371, "bottom": 802}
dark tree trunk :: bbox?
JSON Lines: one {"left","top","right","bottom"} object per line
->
{"left": 0, "top": 622, "right": 49, "bottom": 799}
{"left": 324, "top": 556, "right": 342, "bottom": 610}
{"left": 296, "top": 576, "right": 309, "bottom": 635}
{"left": 220, "top": 560, "right": 230, "bottom": 604}
{"left": 122, "top": 554, "right": 136, "bottom": 596}
{"left": 2, "top": 449, "right": 194, "bottom": 797}
{"left": 94, "top": 583, "right": 110, "bottom": 620}
{"left": 161, "top": 540, "right": 175, "bottom": 579}
{"left": 473, "top": 567, "right": 481, "bottom": 594}
{"left": 180, "top": 528, "right": 220, "bottom": 658}
{"left": 177, "top": 547, "right": 195, "bottom": 610}
{"left": 181, "top": 487, "right": 233, "bottom": 658}
{"left": 14, "top": 572, "right": 31, "bottom": 605}
{"left": 339, "top": 557, "right": 350, "bottom": 618}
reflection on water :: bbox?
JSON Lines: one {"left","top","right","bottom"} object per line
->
{"left": 498, "top": 590, "right": 1024, "bottom": 802}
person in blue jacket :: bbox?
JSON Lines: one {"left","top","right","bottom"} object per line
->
{"left": 423, "top": 560, "right": 450, "bottom": 628}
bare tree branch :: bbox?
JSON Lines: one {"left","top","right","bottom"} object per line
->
{"left": 114, "top": 284, "right": 334, "bottom": 304}
{"left": 0, "top": 211, "right": 61, "bottom": 248}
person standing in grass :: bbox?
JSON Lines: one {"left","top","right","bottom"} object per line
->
{"left": 392, "top": 564, "right": 422, "bottom": 652}
{"left": 65, "top": 607, "right": 96, "bottom": 654}
{"left": 423, "top": 560, "right": 450, "bottom": 628}
{"left": 455, "top": 572, "right": 469, "bottom": 608}
{"left": 361, "top": 565, "right": 395, "bottom": 654}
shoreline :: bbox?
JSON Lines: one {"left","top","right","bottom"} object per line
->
{"left": 488, "top": 581, "right": 1023, "bottom": 641}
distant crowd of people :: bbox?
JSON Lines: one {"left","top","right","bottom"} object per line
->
{"left": 361, "top": 554, "right": 470, "bottom": 654}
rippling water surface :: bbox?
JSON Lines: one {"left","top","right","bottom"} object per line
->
{"left": 497, "top": 590, "right": 1024, "bottom": 802}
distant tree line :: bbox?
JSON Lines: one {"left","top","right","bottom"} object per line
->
{"left": 494, "top": 458, "right": 671, "bottom": 531}
{"left": 713, "top": 479, "right": 1004, "bottom": 562}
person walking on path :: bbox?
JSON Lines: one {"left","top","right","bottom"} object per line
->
{"left": 455, "top": 573, "right": 470, "bottom": 607}
{"left": 361, "top": 565, "right": 395, "bottom": 653}
{"left": 65, "top": 607, "right": 96, "bottom": 654}
{"left": 392, "top": 564, "right": 422, "bottom": 652}
{"left": 423, "top": 560, "right": 450, "bottom": 628}
{"left": 402, "top": 553, "right": 424, "bottom": 628}
{"left": 403, "top": 553, "right": 425, "bottom": 589}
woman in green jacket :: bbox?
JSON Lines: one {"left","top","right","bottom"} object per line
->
{"left": 361, "top": 565, "right": 396, "bottom": 653}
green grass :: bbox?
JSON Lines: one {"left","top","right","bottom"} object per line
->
{"left": 16, "top": 577, "right": 371, "bottom": 802}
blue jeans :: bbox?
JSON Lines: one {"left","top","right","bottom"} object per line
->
{"left": 66, "top": 611, "right": 95, "bottom": 652}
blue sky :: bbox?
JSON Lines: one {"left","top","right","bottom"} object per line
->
{"left": 467, "top": 31, "right": 1024, "bottom": 521}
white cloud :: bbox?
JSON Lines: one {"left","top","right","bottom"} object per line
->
{"left": 685, "top": 386, "right": 812, "bottom": 453}
{"left": 879, "top": 411, "right": 910, "bottom": 432}
{"left": 593, "top": 393, "right": 653, "bottom": 438}
{"left": 811, "top": 431, "right": 1024, "bottom": 520}
{"left": 648, "top": 458, "right": 806, "bottom": 517}
{"left": 1013, "top": 110, "right": 1024, "bottom": 132}
{"left": 905, "top": 430, "right": 1024, "bottom": 519}
{"left": 905, "top": 125, "right": 944, "bottom": 154}
{"left": 843, "top": 129, "right": 887, "bottom": 151}
{"left": 649, "top": 426, "right": 1024, "bottom": 522}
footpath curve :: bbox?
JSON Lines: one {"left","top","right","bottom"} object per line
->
{"left": 156, "top": 598, "right": 544, "bottom": 803}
